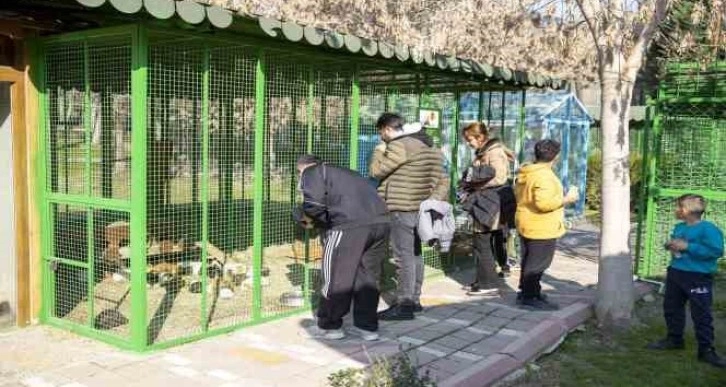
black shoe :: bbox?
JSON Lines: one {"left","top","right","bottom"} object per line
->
{"left": 378, "top": 303, "right": 415, "bottom": 321}
{"left": 647, "top": 338, "right": 685, "bottom": 351}
{"left": 516, "top": 292, "right": 547, "bottom": 304}
{"left": 498, "top": 267, "right": 511, "bottom": 278}
{"left": 413, "top": 303, "right": 424, "bottom": 313}
{"left": 520, "top": 297, "right": 559, "bottom": 311}
{"left": 698, "top": 349, "right": 726, "bottom": 368}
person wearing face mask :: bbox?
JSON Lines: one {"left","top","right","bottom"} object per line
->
{"left": 369, "top": 113, "right": 449, "bottom": 320}
{"left": 293, "top": 155, "right": 390, "bottom": 341}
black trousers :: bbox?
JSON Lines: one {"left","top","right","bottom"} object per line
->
{"left": 664, "top": 267, "right": 715, "bottom": 353}
{"left": 473, "top": 230, "right": 506, "bottom": 288}
{"left": 317, "top": 224, "right": 389, "bottom": 332}
{"left": 518, "top": 237, "right": 557, "bottom": 299}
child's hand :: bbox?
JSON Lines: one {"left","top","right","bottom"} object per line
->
{"left": 670, "top": 239, "right": 688, "bottom": 252}
{"left": 564, "top": 187, "right": 579, "bottom": 205}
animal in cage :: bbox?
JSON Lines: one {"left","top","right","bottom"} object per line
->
{"left": 101, "top": 221, "right": 130, "bottom": 275}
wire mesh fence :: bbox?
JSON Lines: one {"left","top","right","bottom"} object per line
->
{"left": 638, "top": 63, "right": 726, "bottom": 278}
{"left": 39, "top": 26, "right": 551, "bottom": 350}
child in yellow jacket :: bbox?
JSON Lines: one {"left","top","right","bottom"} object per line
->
{"left": 514, "top": 140, "right": 579, "bottom": 310}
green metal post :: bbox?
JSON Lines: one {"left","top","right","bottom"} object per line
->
{"left": 634, "top": 101, "right": 653, "bottom": 277}
{"left": 86, "top": 208, "right": 94, "bottom": 327}
{"left": 34, "top": 40, "right": 52, "bottom": 323}
{"left": 500, "top": 91, "right": 506, "bottom": 148}
{"left": 477, "top": 87, "right": 484, "bottom": 123}
{"left": 83, "top": 41, "right": 92, "bottom": 197}
{"left": 130, "top": 25, "right": 149, "bottom": 349}
{"left": 516, "top": 90, "right": 526, "bottom": 165}
{"left": 303, "top": 67, "right": 314, "bottom": 308}
{"left": 307, "top": 68, "right": 314, "bottom": 153}
{"left": 450, "top": 90, "right": 460, "bottom": 204}
{"left": 350, "top": 67, "right": 360, "bottom": 171}
{"left": 643, "top": 87, "right": 664, "bottom": 277}
{"left": 486, "top": 91, "right": 493, "bottom": 125}
{"left": 82, "top": 41, "right": 95, "bottom": 326}
{"left": 200, "top": 47, "right": 210, "bottom": 330}
{"left": 252, "top": 49, "right": 266, "bottom": 321}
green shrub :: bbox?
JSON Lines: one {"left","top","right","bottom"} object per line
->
{"left": 586, "top": 150, "right": 644, "bottom": 213}
{"left": 328, "top": 353, "right": 436, "bottom": 387}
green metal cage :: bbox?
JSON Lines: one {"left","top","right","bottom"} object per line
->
{"left": 636, "top": 62, "right": 726, "bottom": 278}
{"left": 35, "top": 24, "right": 552, "bottom": 351}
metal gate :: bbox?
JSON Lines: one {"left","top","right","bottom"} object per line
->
{"left": 637, "top": 63, "right": 726, "bottom": 278}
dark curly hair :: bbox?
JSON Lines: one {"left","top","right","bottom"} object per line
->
{"left": 534, "top": 139, "right": 561, "bottom": 162}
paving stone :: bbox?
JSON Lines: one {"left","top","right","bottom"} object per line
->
{"left": 464, "top": 303, "right": 500, "bottom": 315}
{"left": 449, "top": 351, "right": 484, "bottom": 363}
{"left": 506, "top": 318, "right": 541, "bottom": 332}
{"left": 462, "top": 336, "right": 511, "bottom": 356}
{"left": 517, "top": 311, "right": 553, "bottom": 322}
{"left": 473, "top": 316, "right": 512, "bottom": 330}
{"left": 73, "top": 369, "right": 131, "bottom": 387}
{"left": 489, "top": 306, "right": 528, "bottom": 319}
{"left": 404, "top": 328, "right": 446, "bottom": 342}
{"left": 420, "top": 342, "right": 457, "bottom": 356}
{"left": 438, "top": 354, "right": 519, "bottom": 387}
{"left": 450, "top": 311, "right": 483, "bottom": 323}
{"left": 409, "top": 348, "right": 443, "bottom": 366}
{"left": 55, "top": 363, "right": 109, "bottom": 380}
{"left": 430, "top": 335, "right": 475, "bottom": 351}
{"left": 423, "top": 322, "right": 464, "bottom": 335}
{"left": 418, "top": 364, "right": 455, "bottom": 383}
{"left": 427, "top": 357, "right": 474, "bottom": 375}
{"left": 422, "top": 306, "right": 461, "bottom": 319}
{"left": 497, "top": 328, "right": 524, "bottom": 338}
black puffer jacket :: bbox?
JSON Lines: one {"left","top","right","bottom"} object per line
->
{"left": 458, "top": 165, "right": 516, "bottom": 231}
{"left": 296, "top": 163, "right": 389, "bottom": 230}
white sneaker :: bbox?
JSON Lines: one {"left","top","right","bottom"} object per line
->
{"left": 466, "top": 287, "right": 499, "bottom": 296}
{"left": 301, "top": 326, "right": 346, "bottom": 340}
{"left": 348, "top": 327, "right": 379, "bottom": 341}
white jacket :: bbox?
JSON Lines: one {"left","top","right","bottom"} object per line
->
{"left": 418, "top": 199, "right": 455, "bottom": 253}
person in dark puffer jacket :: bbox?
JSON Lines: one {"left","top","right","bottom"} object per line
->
{"left": 369, "top": 113, "right": 449, "bottom": 320}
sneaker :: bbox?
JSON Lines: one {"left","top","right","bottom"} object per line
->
{"left": 646, "top": 338, "right": 685, "bottom": 350}
{"left": 466, "top": 285, "right": 499, "bottom": 296}
{"left": 519, "top": 297, "right": 559, "bottom": 311}
{"left": 516, "top": 292, "right": 547, "bottom": 304}
{"left": 378, "top": 303, "right": 415, "bottom": 321}
{"left": 348, "top": 326, "right": 380, "bottom": 341}
{"left": 698, "top": 349, "right": 726, "bottom": 368}
{"left": 301, "top": 326, "right": 346, "bottom": 340}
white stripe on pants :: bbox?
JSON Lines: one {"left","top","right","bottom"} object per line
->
{"left": 321, "top": 230, "right": 343, "bottom": 298}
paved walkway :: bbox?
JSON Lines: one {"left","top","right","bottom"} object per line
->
{"left": 0, "top": 226, "right": 649, "bottom": 387}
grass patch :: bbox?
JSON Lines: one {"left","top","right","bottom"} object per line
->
{"left": 505, "top": 264, "right": 726, "bottom": 387}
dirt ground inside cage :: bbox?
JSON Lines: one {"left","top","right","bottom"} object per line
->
{"left": 59, "top": 240, "right": 325, "bottom": 345}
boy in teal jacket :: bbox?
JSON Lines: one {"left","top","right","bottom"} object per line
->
{"left": 648, "top": 194, "right": 726, "bottom": 368}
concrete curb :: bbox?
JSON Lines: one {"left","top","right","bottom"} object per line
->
{"left": 439, "top": 282, "right": 656, "bottom": 387}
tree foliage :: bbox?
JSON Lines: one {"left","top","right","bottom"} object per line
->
{"left": 196, "top": 0, "right": 725, "bottom": 81}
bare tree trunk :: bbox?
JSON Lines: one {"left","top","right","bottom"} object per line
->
{"left": 595, "top": 65, "right": 635, "bottom": 328}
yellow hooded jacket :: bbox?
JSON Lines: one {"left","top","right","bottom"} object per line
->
{"left": 514, "top": 163, "right": 566, "bottom": 240}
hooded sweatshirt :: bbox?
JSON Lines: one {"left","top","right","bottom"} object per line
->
{"left": 369, "top": 123, "right": 449, "bottom": 212}
{"left": 514, "top": 162, "right": 566, "bottom": 239}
